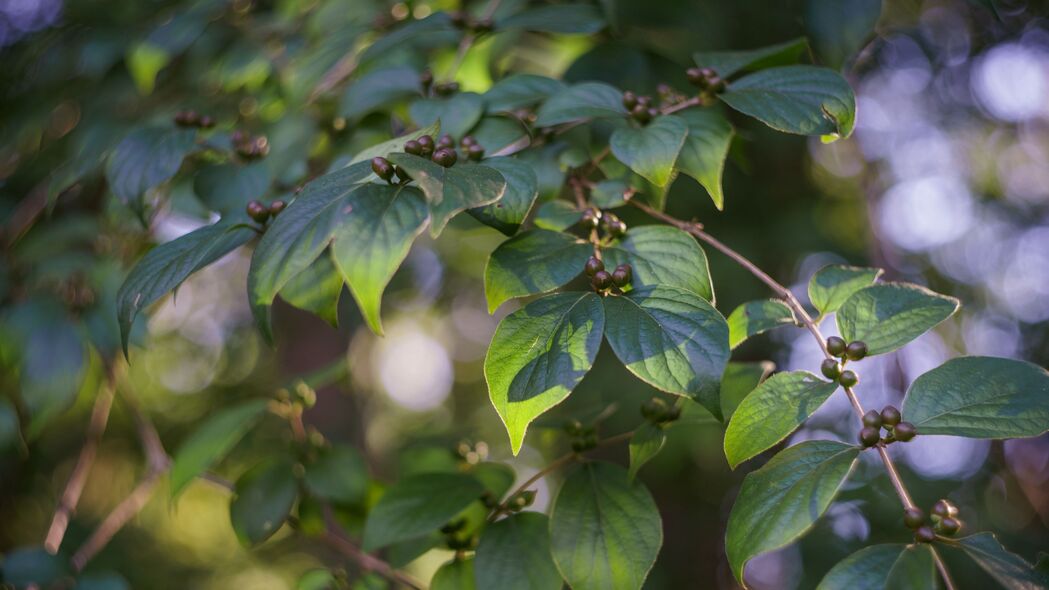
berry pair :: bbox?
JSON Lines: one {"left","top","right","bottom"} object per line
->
{"left": 685, "top": 67, "right": 727, "bottom": 93}
{"left": 585, "top": 256, "right": 632, "bottom": 292}
{"left": 826, "top": 336, "right": 868, "bottom": 361}
{"left": 905, "top": 499, "right": 962, "bottom": 543}
{"left": 640, "top": 397, "right": 681, "bottom": 426}
{"left": 622, "top": 91, "right": 659, "bottom": 124}
{"left": 820, "top": 358, "right": 859, "bottom": 387}
{"left": 857, "top": 405, "right": 916, "bottom": 448}
{"left": 174, "top": 110, "right": 215, "bottom": 129}
{"left": 232, "top": 131, "right": 269, "bottom": 160}
{"left": 246, "top": 199, "right": 286, "bottom": 224}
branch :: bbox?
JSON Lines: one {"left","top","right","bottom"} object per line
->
{"left": 320, "top": 529, "right": 426, "bottom": 589}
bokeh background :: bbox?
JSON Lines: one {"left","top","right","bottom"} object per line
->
{"left": 2, "top": 0, "right": 1048, "bottom": 588}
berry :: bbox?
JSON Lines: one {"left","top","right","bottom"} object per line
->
{"left": 584, "top": 256, "right": 604, "bottom": 276}
{"left": 269, "top": 200, "right": 286, "bottom": 216}
{"left": 858, "top": 426, "right": 880, "bottom": 448}
{"left": 893, "top": 421, "right": 917, "bottom": 442}
{"left": 826, "top": 336, "right": 847, "bottom": 357}
{"left": 371, "top": 156, "right": 394, "bottom": 181}
{"left": 914, "top": 526, "right": 936, "bottom": 543}
{"left": 581, "top": 208, "right": 601, "bottom": 228}
{"left": 636, "top": 95, "right": 652, "bottom": 107}
{"left": 903, "top": 507, "right": 926, "bottom": 529}
{"left": 938, "top": 517, "right": 961, "bottom": 536}
{"left": 564, "top": 419, "right": 584, "bottom": 436}
{"left": 437, "top": 134, "right": 454, "bottom": 149}
{"left": 174, "top": 110, "right": 199, "bottom": 127}
{"left": 435, "top": 82, "right": 459, "bottom": 96}
{"left": 432, "top": 147, "right": 458, "bottom": 167}
{"left": 647, "top": 107, "right": 660, "bottom": 120}
{"left": 881, "top": 405, "right": 902, "bottom": 426}
{"left": 467, "top": 144, "right": 485, "bottom": 161}
{"left": 394, "top": 165, "right": 412, "bottom": 183}
{"left": 656, "top": 83, "right": 672, "bottom": 96}
{"left": 709, "top": 76, "right": 727, "bottom": 93}
{"left": 641, "top": 398, "right": 667, "bottom": 420}
{"left": 631, "top": 104, "right": 652, "bottom": 124}
{"left": 198, "top": 115, "right": 215, "bottom": 129}
{"left": 700, "top": 67, "right": 716, "bottom": 79}
{"left": 839, "top": 370, "right": 858, "bottom": 387}
{"left": 420, "top": 70, "right": 434, "bottom": 91}
{"left": 461, "top": 135, "right": 477, "bottom": 147}
{"left": 931, "top": 499, "right": 957, "bottom": 519}
{"left": 404, "top": 140, "right": 423, "bottom": 155}
{"left": 686, "top": 67, "right": 707, "bottom": 87}
{"left": 592, "top": 270, "right": 613, "bottom": 290}
{"left": 611, "top": 264, "right": 632, "bottom": 287}
{"left": 417, "top": 135, "right": 435, "bottom": 155}
{"left": 820, "top": 358, "right": 841, "bottom": 380}
{"left": 862, "top": 410, "right": 883, "bottom": 428}
{"left": 246, "top": 200, "right": 269, "bottom": 223}
{"left": 846, "top": 341, "right": 868, "bottom": 361}
{"left": 622, "top": 91, "right": 638, "bottom": 110}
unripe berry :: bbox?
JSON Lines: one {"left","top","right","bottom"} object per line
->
{"left": 612, "top": 263, "right": 632, "bottom": 287}
{"left": 826, "top": 336, "right": 847, "bottom": 357}
{"left": 246, "top": 200, "right": 269, "bottom": 223}
{"left": 622, "top": 91, "right": 638, "bottom": 110}
{"left": 820, "top": 358, "right": 841, "bottom": 380}
{"left": 881, "top": 405, "right": 902, "bottom": 426}
{"left": 435, "top": 82, "right": 459, "bottom": 96}
{"left": 592, "top": 270, "right": 612, "bottom": 291}
{"left": 564, "top": 419, "right": 584, "bottom": 436}
{"left": 584, "top": 256, "right": 604, "bottom": 276}
{"left": 862, "top": 410, "right": 883, "bottom": 428}
{"left": 404, "top": 139, "right": 423, "bottom": 155}
{"left": 914, "top": 525, "right": 936, "bottom": 543}
{"left": 269, "top": 200, "right": 286, "bottom": 216}
{"left": 846, "top": 341, "right": 868, "bottom": 361}
{"left": 709, "top": 76, "right": 727, "bottom": 93}
{"left": 371, "top": 156, "right": 394, "bottom": 181}
{"left": 938, "top": 517, "right": 961, "bottom": 536}
{"left": 432, "top": 147, "right": 458, "bottom": 167}
{"left": 903, "top": 507, "right": 926, "bottom": 529}
{"left": 641, "top": 398, "right": 667, "bottom": 420}
{"left": 893, "top": 421, "right": 917, "bottom": 442}
{"left": 839, "top": 370, "right": 859, "bottom": 387}
{"left": 859, "top": 426, "right": 880, "bottom": 448}
{"left": 631, "top": 104, "right": 652, "bottom": 124}
{"left": 467, "top": 144, "right": 485, "bottom": 161}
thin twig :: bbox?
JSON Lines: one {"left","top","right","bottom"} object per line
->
{"left": 660, "top": 96, "right": 702, "bottom": 115}
{"left": 320, "top": 530, "right": 426, "bottom": 589}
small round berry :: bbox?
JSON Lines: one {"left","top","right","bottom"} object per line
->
{"left": 656, "top": 83, "right": 672, "bottom": 96}
{"left": 371, "top": 156, "right": 394, "bottom": 181}
{"left": 641, "top": 398, "right": 667, "bottom": 420}
{"left": 269, "top": 200, "right": 286, "bottom": 216}
{"left": 435, "top": 82, "right": 459, "bottom": 96}
{"left": 584, "top": 256, "right": 604, "bottom": 277}
{"left": 862, "top": 410, "right": 883, "bottom": 428}
{"left": 246, "top": 200, "right": 269, "bottom": 223}
{"left": 931, "top": 499, "right": 958, "bottom": 519}
{"left": 565, "top": 419, "right": 584, "bottom": 436}
{"left": 417, "top": 135, "right": 435, "bottom": 155}
{"left": 647, "top": 107, "right": 660, "bottom": 120}
{"left": 437, "top": 134, "right": 454, "bottom": 149}
{"left": 581, "top": 208, "right": 601, "bottom": 228}
{"left": 622, "top": 90, "right": 638, "bottom": 110}
{"left": 420, "top": 70, "right": 434, "bottom": 91}
{"left": 606, "top": 218, "right": 627, "bottom": 237}
{"left": 839, "top": 370, "right": 859, "bottom": 387}
{"left": 859, "top": 426, "right": 880, "bottom": 448}
{"left": 631, "top": 104, "right": 652, "bottom": 124}
{"left": 467, "top": 144, "right": 485, "bottom": 161}
{"left": 174, "top": 110, "right": 199, "bottom": 127}
{"left": 820, "top": 358, "right": 841, "bottom": 380}
{"left": 903, "top": 507, "right": 926, "bottom": 529}
{"left": 592, "top": 270, "right": 613, "bottom": 291}
{"left": 826, "top": 336, "right": 847, "bottom": 357}
{"left": 700, "top": 67, "right": 716, "bottom": 79}
{"left": 432, "top": 147, "right": 458, "bottom": 167}
{"left": 709, "top": 76, "right": 727, "bottom": 93}
{"left": 938, "top": 517, "right": 961, "bottom": 536}
{"left": 613, "top": 263, "right": 632, "bottom": 285}
{"left": 636, "top": 95, "right": 652, "bottom": 107}
{"left": 893, "top": 421, "right": 917, "bottom": 442}
{"left": 846, "top": 341, "right": 868, "bottom": 361}
{"left": 198, "top": 115, "right": 215, "bottom": 129}
{"left": 394, "top": 165, "right": 412, "bottom": 183}
{"left": 686, "top": 67, "right": 707, "bottom": 87}
{"left": 461, "top": 135, "right": 477, "bottom": 147}
{"left": 404, "top": 139, "right": 423, "bottom": 155}
{"left": 612, "top": 267, "right": 631, "bottom": 288}
{"left": 914, "top": 526, "right": 936, "bottom": 543}
{"left": 881, "top": 405, "right": 902, "bottom": 426}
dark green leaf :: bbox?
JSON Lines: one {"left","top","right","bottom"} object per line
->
{"left": 817, "top": 544, "right": 921, "bottom": 590}
{"left": 534, "top": 82, "right": 628, "bottom": 127}
{"left": 106, "top": 127, "right": 197, "bottom": 207}
{"left": 77, "top": 572, "right": 131, "bottom": 590}
{"left": 431, "top": 558, "right": 476, "bottom": 590}
{"left": 469, "top": 116, "right": 531, "bottom": 156}
{"left": 340, "top": 65, "right": 421, "bottom": 119}
{"left": 484, "top": 75, "right": 567, "bottom": 113}
{"left": 348, "top": 121, "right": 441, "bottom": 166}
{"left": 230, "top": 459, "right": 298, "bottom": 546}
{"left": 725, "top": 440, "right": 859, "bottom": 584}
{"left": 169, "top": 399, "right": 269, "bottom": 500}
{"left": 805, "top": 0, "right": 882, "bottom": 70}
{"left": 362, "top": 472, "right": 485, "bottom": 551}
{"left": 359, "top": 13, "right": 456, "bottom": 65}
{"left": 836, "top": 282, "right": 960, "bottom": 356}
{"left": 902, "top": 356, "right": 1049, "bottom": 439}
{"left": 550, "top": 462, "right": 662, "bottom": 590}
{"left": 885, "top": 545, "right": 937, "bottom": 589}
{"left": 468, "top": 157, "right": 539, "bottom": 236}
{"left": 727, "top": 299, "right": 795, "bottom": 349}
{"left": 629, "top": 422, "right": 667, "bottom": 480}
{"left": 603, "top": 286, "right": 730, "bottom": 419}
{"left": 533, "top": 200, "right": 582, "bottom": 231}
{"left": 720, "top": 361, "right": 775, "bottom": 422}
{"left": 304, "top": 444, "right": 369, "bottom": 505}
{"left": 610, "top": 114, "right": 688, "bottom": 187}
{"left": 484, "top": 229, "right": 592, "bottom": 313}
{"left": 693, "top": 38, "right": 809, "bottom": 78}
{"left": 602, "top": 225, "right": 714, "bottom": 301}
{"left": 499, "top": 4, "right": 605, "bottom": 33}
{"left": 943, "top": 533, "right": 1049, "bottom": 590}
{"left": 280, "top": 253, "right": 343, "bottom": 327}
{"left": 296, "top": 569, "right": 337, "bottom": 590}
{"left": 720, "top": 66, "right": 856, "bottom": 139}
{"left": 409, "top": 93, "right": 484, "bottom": 140}
{"left": 475, "top": 512, "right": 562, "bottom": 590}
{"left": 808, "top": 264, "right": 882, "bottom": 316}
{"left": 590, "top": 179, "right": 630, "bottom": 209}
{"left": 486, "top": 292, "right": 604, "bottom": 454}
{"left": 675, "top": 109, "right": 734, "bottom": 210}
{"left": 0, "top": 547, "right": 69, "bottom": 588}
{"left": 17, "top": 312, "right": 87, "bottom": 435}
{"left": 724, "top": 371, "right": 839, "bottom": 468}
{"left": 193, "top": 162, "right": 271, "bottom": 215}
{"left": 118, "top": 222, "right": 255, "bottom": 354}
{"left": 387, "top": 154, "right": 506, "bottom": 237}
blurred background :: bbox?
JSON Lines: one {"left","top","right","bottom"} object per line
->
{"left": 2, "top": 0, "right": 1048, "bottom": 588}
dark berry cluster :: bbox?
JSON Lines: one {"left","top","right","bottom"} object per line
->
{"left": 173, "top": 110, "right": 216, "bottom": 129}
{"left": 905, "top": 499, "right": 962, "bottom": 543}
{"left": 246, "top": 199, "right": 286, "bottom": 224}
{"left": 640, "top": 397, "right": 681, "bottom": 426}
{"left": 440, "top": 517, "right": 476, "bottom": 550}
{"left": 857, "top": 405, "right": 917, "bottom": 448}
{"left": 584, "top": 256, "right": 632, "bottom": 293}
{"left": 686, "top": 67, "right": 727, "bottom": 93}
{"left": 564, "top": 419, "right": 599, "bottom": 452}
{"left": 622, "top": 91, "right": 660, "bottom": 125}
{"left": 581, "top": 208, "right": 627, "bottom": 237}
{"left": 419, "top": 70, "right": 459, "bottom": 97}
{"left": 821, "top": 336, "right": 868, "bottom": 387}
{"left": 232, "top": 130, "right": 269, "bottom": 160}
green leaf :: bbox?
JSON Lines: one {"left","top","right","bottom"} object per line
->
{"left": 484, "top": 74, "right": 567, "bottom": 113}
{"left": 279, "top": 253, "right": 343, "bottom": 327}
{"left": 339, "top": 65, "right": 421, "bottom": 119}
{"left": 348, "top": 121, "right": 441, "bottom": 166}
{"left": 590, "top": 179, "right": 630, "bottom": 209}
{"left": 675, "top": 109, "right": 734, "bottom": 210}
{"left": 469, "top": 116, "right": 531, "bottom": 156}
{"left": 836, "top": 282, "right": 960, "bottom": 356}
{"left": 296, "top": 569, "right": 337, "bottom": 590}
{"left": 808, "top": 264, "right": 882, "bottom": 316}
{"left": 534, "top": 82, "right": 628, "bottom": 127}
{"left": 193, "top": 162, "right": 272, "bottom": 215}
{"left": 0, "top": 546, "right": 70, "bottom": 588}
{"left": 533, "top": 200, "right": 582, "bottom": 231}
{"left": 468, "top": 157, "right": 539, "bottom": 236}
{"left": 720, "top": 361, "right": 775, "bottom": 422}
{"left": 727, "top": 299, "right": 795, "bottom": 349}
{"left": 229, "top": 459, "right": 298, "bottom": 546}
{"left": 817, "top": 544, "right": 935, "bottom": 590}
{"left": 485, "top": 292, "right": 605, "bottom": 455}
{"left": 475, "top": 512, "right": 562, "bottom": 590}
{"left": 610, "top": 114, "right": 688, "bottom": 187}
{"left": 943, "top": 533, "right": 1049, "bottom": 590}
{"left": 386, "top": 154, "right": 506, "bottom": 237}
{"left": 169, "top": 399, "right": 269, "bottom": 500}
{"left": 330, "top": 184, "right": 429, "bottom": 334}
{"left": 16, "top": 312, "right": 87, "bottom": 435}
{"left": 500, "top": 4, "right": 606, "bottom": 33}
{"left": 902, "top": 356, "right": 1049, "bottom": 439}
{"left": 106, "top": 127, "right": 197, "bottom": 207}
{"left": 886, "top": 545, "right": 938, "bottom": 589}
{"left": 431, "top": 558, "right": 476, "bottom": 590}
{"left": 602, "top": 286, "right": 730, "bottom": 419}
{"left": 126, "top": 43, "right": 170, "bottom": 95}
{"left": 805, "top": 0, "right": 882, "bottom": 70}
{"left": 720, "top": 66, "right": 856, "bottom": 139}
{"left": 77, "top": 572, "right": 131, "bottom": 590}
{"left": 359, "top": 13, "right": 455, "bottom": 65}
{"left": 362, "top": 472, "right": 485, "bottom": 551}
{"left": 549, "top": 462, "right": 662, "bottom": 590}
{"left": 484, "top": 229, "right": 592, "bottom": 313}
{"left": 601, "top": 225, "right": 714, "bottom": 301}
{"left": 629, "top": 422, "right": 667, "bottom": 480}
{"left": 725, "top": 440, "right": 859, "bottom": 585}
{"left": 409, "top": 93, "right": 484, "bottom": 140}
{"left": 724, "top": 371, "right": 839, "bottom": 469}
{"left": 118, "top": 222, "right": 255, "bottom": 355}
{"left": 304, "top": 444, "right": 369, "bottom": 505}
{"left": 693, "top": 38, "right": 809, "bottom": 78}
